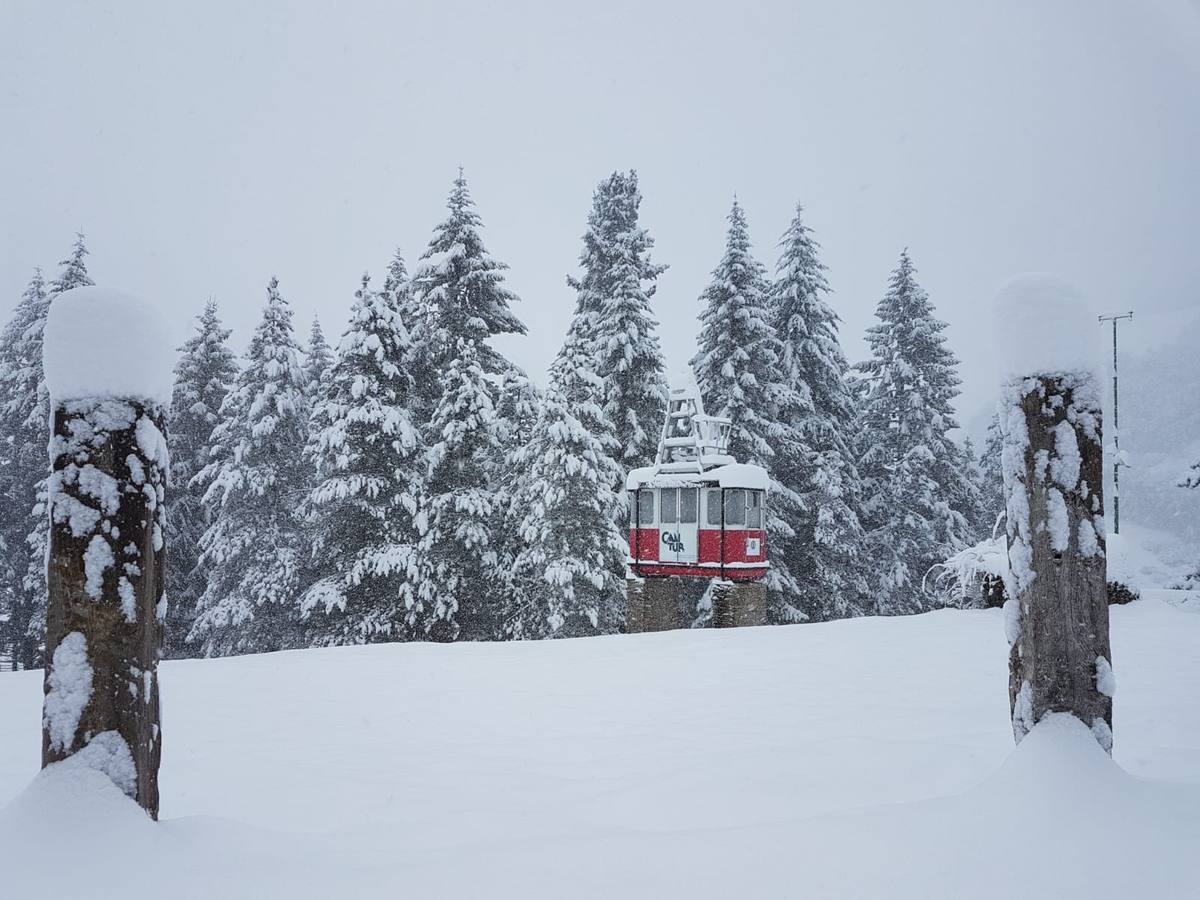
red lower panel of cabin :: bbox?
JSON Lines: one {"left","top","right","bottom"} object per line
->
{"left": 627, "top": 527, "right": 768, "bottom": 581}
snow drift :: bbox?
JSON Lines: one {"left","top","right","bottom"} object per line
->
{"left": 1, "top": 601, "right": 1197, "bottom": 898}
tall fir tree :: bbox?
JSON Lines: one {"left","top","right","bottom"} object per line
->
{"left": 856, "top": 250, "right": 969, "bottom": 613}
{"left": 494, "top": 366, "right": 542, "bottom": 473}
{"left": 189, "top": 277, "right": 311, "bottom": 656}
{"left": 382, "top": 247, "right": 440, "bottom": 421}
{"left": 506, "top": 329, "right": 626, "bottom": 639}
{"left": 404, "top": 338, "right": 504, "bottom": 642}
{"left": 492, "top": 364, "right": 544, "bottom": 582}
{"left": 411, "top": 170, "right": 526, "bottom": 376}
{"left": 301, "top": 273, "right": 422, "bottom": 645}
{"left": 568, "top": 170, "right": 668, "bottom": 473}
{"left": 302, "top": 315, "right": 334, "bottom": 405}
{"left": 382, "top": 248, "right": 409, "bottom": 309}
{"left": 955, "top": 436, "right": 988, "bottom": 543}
{"left": 978, "top": 413, "right": 1006, "bottom": 537}
{"left": 0, "top": 269, "right": 51, "bottom": 668}
{"left": 692, "top": 200, "right": 801, "bottom": 616}
{"left": 163, "top": 300, "right": 238, "bottom": 658}
{"left": 768, "top": 203, "right": 869, "bottom": 621}
{"left": 50, "top": 232, "right": 95, "bottom": 293}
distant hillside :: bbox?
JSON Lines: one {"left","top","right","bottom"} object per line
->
{"left": 1119, "top": 317, "right": 1200, "bottom": 549}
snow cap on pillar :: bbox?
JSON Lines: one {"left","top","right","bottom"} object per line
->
{"left": 989, "top": 274, "right": 1105, "bottom": 382}
{"left": 44, "top": 286, "right": 174, "bottom": 406}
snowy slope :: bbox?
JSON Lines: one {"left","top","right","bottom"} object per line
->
{"left": 1, "top": 601, "right": 1198, "bottom": 898}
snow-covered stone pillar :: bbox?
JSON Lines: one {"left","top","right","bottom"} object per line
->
{"left": 995, "top": 278, "right": 1112, "bottom": 753}
{"left": 41, "top": 287, "right": 172, "bottom": 818}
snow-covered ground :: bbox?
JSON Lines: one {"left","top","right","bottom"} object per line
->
{"left": 1, "top": 598, "right": 1198, "bottom": 898}
{"left": 1107, "top": 522, "right": 1196, "bottom": 589}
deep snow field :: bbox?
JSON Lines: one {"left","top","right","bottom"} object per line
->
{"left": 1, "top": 592, "right": 1199, "bottom": 898}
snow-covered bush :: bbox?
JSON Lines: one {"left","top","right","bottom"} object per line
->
{"left": 927, "top": 536, "right": 1009, "bottom": 609}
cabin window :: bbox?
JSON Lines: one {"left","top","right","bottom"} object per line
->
{"left": 660, "top": 488, "right": 678, "bottom": 524}
{"left": 680, "top": 488, "right": 698, "bottom": 523}
{"left": 706, "top": 489, "right": 722, "bottom": 525}
{"left": 628, "top": 491, "right": 636, "bottom": 525}
{"left": 724, "top": 489, "right": 746, "bottom": 526}
{"left": 637, "top": 490, "right": 655, "bottom": 526}
{"left": 747, "top": 490, "right": 763, "bottom": 528}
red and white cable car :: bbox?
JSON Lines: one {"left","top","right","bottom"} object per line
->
{"left": 626, "top": 373, "right": 769, "bottom": 581}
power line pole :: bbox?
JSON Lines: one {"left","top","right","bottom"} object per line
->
{"left": 1098, "top": 311, "right": 1133, "bottom": 534}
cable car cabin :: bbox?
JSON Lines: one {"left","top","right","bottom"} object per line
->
{"left": 626, "top": 470, "right": 769, "bottom": 580}
{"left": 625, "top": 373, "right": 769, "bottom": 582}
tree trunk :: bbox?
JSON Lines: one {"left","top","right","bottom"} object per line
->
{"left": 1002, "top": 373, "right": 1112, "bottom": 751}
{"left": 42, "top": 399, "right": 166, "bottom": 818}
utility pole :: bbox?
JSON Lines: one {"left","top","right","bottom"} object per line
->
{"left": 1098, "top": 312, "right": 1133, "bottom": 534}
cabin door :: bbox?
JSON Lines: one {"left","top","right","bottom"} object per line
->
{"left": 659, "top": 487, "right": 699, "bottom": 564}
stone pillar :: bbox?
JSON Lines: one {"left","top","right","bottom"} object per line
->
{"left": 712, "top": 580, "right": 767, "bottom": 628}
{"left": 626, "top": 577, "right": 685, "bottom": 633}
{"left": 42, "top": 398, "right": 167, "bottom": 818}
{"left": 625, "top": 578, "right": 645, "bottom": 633}
{"left": 1002, "top": 372, "right": 1112, "bottom": 752}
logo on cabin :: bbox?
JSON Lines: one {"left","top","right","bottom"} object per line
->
{"left": 746, "top": 537, "right": 761, "bottom": 556}
{"left": 662, "top": 531, "right": 685, "bottom": 553}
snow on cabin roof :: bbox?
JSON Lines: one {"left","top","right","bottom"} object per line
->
{"left": 44, "top": 287, "right": 174, "bottom": 406}
{"left": 626, "top": 462, "right": 770, "bottom": 492}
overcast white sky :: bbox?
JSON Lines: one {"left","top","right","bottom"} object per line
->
{"left": 3, "top": 0, "right": 1198, "bottom": 438}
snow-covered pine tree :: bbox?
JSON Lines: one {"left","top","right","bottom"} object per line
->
{"left": 0, "top": 269, "right": 50, "bottom": 668}
{"left": 302, "top": 315, "right": 334, "bottom": 406}
{"left": 692, "top": 200, "right": 802, "bottom": 618}
{"left": 956, "top": 435, "right": 988, "bottom": 542}
{"left": 507, "top": 329, "right": 626, "bottom": 639}
{"left": 404, "top": 338, "right": 504, "bottom": 642}
{"left": 382, "top": 248, "right": 439, "bottom": 422}
{"left": 299, "top": 315, "right": 336, "bottom": 504}
{"left": 383, "top": 247, "right": 410, "bottom": 310}
{"left": 163, "top": 300, "right": 238, "bottom": 658}
{"left": 495, "top": 366, "right": 542, "bottom": 467}
{"left": 411, "top": 170, "right": 527, "bottom": 376}
{"left": 856, "top": 250, "right": 970, "bottom": 614}
{"left": 568, "top": 170, "right": 668, "bottom": 473}
{"left": 767, "top": 203, "right": 869, "bottom": 621}
{"left": 978, "top": 414, "right": 1006, "bottom": 537}
{"left": 189, "top": 277, "right": 311, "bottom": 656}
{"left": 693, "top": 202, "right": 788, "bottom": 469}
{"left": 492, "top": 364, "right": 544, "bottom": 579}
{"left": 404, "top": 174, "right": 526, "bottom": 640}
{"left": 50, "top": 232, "right": 95, "bottom": 293}
{"left": 301, "top": 273, "right": 422, "bottom": 645}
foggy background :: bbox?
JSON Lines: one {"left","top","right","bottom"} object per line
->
{"left": 3, "top": 0, "right": 1198, "bottom": 442}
